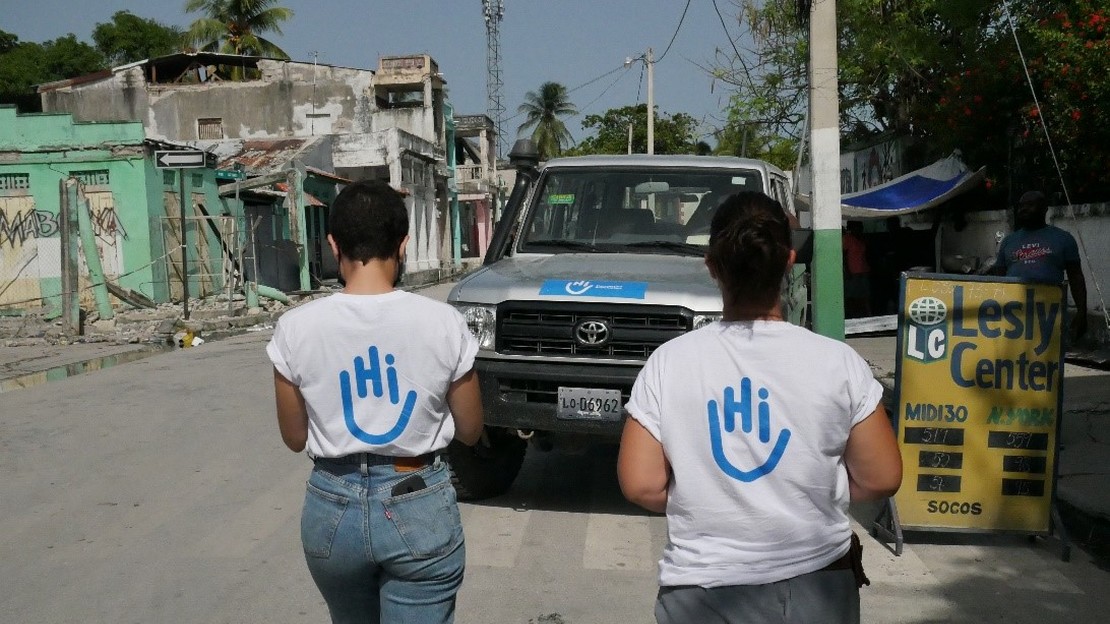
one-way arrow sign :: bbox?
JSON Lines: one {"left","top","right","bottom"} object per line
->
{"left": 155, "top": 150, "right": 207, "bottom": 169}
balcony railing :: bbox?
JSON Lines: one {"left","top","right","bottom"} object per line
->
{"left": 456, "top": 164, "right": 487, "bottom": 182}
{"left": 454, "top": 164, "right": 492, "bottom": 194}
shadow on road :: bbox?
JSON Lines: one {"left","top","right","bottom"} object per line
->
{"left": 466, "top": 444, "right": 658, "bottom": 517}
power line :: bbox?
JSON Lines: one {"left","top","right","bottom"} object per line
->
{"left": 501, "top": 0, "right": 691, "bottom": 134}
{"left": 656, "top": 0, "right": 693, "bottom": 64}
{"left": 572, "top": 70, "right": 633, "bottom": 118}
{"left": 501, "top": 0, "right": 690, "bottom": 132}
{"left": 504, "top": 64, "right": 628, "bottom": 125}
{"left": 566, "top": 64, "right": 627, "bottom": 95}
{"left": 711, "top": 0, "right": 757, "bottom": 92}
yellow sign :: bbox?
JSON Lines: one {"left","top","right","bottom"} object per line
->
{"left": 892, "top": 274, "right": 1065, "bottom": 533}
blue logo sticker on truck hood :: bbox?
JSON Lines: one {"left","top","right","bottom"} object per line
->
{"left": 539, "top": 279, "right": 648, "bottom": 299}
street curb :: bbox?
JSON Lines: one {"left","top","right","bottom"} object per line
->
{"left": 1057, "top": 498, "right": 1110, "bottom": 564}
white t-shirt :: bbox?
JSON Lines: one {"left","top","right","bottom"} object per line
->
{"left": 266, "top": 291, "right": 478, "bottom": 458}
{"left": 626, "top": 320, "right": 883, "bottom": 587}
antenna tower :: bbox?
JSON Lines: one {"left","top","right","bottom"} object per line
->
{"left": 483, "top": 0, "right": 506, "bottom": 158}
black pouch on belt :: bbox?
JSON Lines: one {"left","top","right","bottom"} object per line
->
{"left": 849, "top": 532, "right": 870, "bottom": 588}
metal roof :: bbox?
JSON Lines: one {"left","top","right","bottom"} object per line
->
{"left": 206, "top": 138, "right": 321, "bottom": 175}
{"left": 305, "top": 166, "right": 352, "bottom": 184}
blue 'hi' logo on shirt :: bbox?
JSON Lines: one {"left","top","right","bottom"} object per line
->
{"left": 707, "top": 377, "right": 791, "bottom": 482}
{"left": 339, "top": 345, "right": 417, "bottom": 444}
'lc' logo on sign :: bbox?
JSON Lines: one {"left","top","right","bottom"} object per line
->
{"left": 905, "top": 296, "right": 949, "bottom": 363}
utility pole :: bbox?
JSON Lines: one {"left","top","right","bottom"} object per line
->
{"left": 646, "top": 47, "right": 655, "bottom": 155}
{"left": 809, "top": 0, "right": 845, "bottom": 339}
{"left": 625, "top": 48, "right": 655, "bottom": 154}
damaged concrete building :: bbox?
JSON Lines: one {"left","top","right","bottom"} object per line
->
{"left": 36, "top": 52, "right": 501, "bottom": 293}
{"left": 0, "top": 106, "right": 231, "bottom": 318}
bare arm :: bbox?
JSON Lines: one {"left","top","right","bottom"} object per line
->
{"left": 273, "top": 368, "right": 308, "bottom": 452}
{"left": 447, "top": 368, "right": 484, "bottom": 446}
{"left": 844, "top": 403, "right": 903, "bottom": 501}
{"left": 617, "top": 416, "right": 670, "bottom": 513}
{"left": 1065, "top": 262, "right": 1088, "bottom": 340}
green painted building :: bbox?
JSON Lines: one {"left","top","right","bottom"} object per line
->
{"left": 0, "top": 106, "right": 230, "bottom": 314}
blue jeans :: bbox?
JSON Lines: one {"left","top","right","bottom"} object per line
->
{"left": 301, "top": 455, "right": 465, "bottom": 624}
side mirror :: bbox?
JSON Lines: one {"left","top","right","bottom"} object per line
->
{"left": 791, "top": 228, "right": 814, "bottom": 265}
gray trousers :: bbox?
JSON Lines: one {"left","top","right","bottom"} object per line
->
{"left": 655, "top": 569, "right": 859, "bottom": 624}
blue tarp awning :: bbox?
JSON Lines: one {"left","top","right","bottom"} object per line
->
{"left": 841, "top": 153, "right": 985, "bottom": 218}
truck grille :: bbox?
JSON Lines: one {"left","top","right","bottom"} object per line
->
{"left": 496, "top": 302, "right": 691, "bottom": 359}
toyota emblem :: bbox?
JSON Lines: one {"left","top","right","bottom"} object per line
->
{"left": 575, "top": 319, "right": 610, "bottom": 346}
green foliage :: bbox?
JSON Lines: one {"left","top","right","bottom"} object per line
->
{"left": 38, "top": 35, "right": 106, "bottom": 82}
{"left": 714, "top": 122, "right": 798, "bottom": 170}
{"left": 567, "top": 104, "right": 700, "bottom": 156}
{"left": 0, "top": 31, "right": 103, "bottom": 107}
{"left": 516, "top": 82, "right": 577, "bottom": 160}
{"left": 184, "top": 0, "right": 294, "bottom": 60}
{"left": 0, "top": 30, "right": 18, "bottom": 54}
{"left": 93, "top": 11, "right": 183, "bottom": 66}
{"left": 716, "top": 0, "right": 1110, "bottom": 202}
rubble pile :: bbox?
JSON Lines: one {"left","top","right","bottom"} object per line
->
{"left": 0, "top": 293, "right": 297, "bottom": 348}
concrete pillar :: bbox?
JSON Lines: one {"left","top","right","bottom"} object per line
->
{"left": 809, "top": 0, "right": 845, "bottom": 340}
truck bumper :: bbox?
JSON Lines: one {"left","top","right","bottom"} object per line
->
{"left": 475, "top": 358, "right": 643, "bottom": 438}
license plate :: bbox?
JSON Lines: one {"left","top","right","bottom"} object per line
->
{"left": 556, "top": 387, "right": 623, "bottom": 421}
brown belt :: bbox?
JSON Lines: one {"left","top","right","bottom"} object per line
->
{"left": 392, "top": 453, "right": 434, "bottom": 472}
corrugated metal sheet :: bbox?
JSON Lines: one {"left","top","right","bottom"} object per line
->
{"left": 305, "top": 166, "right": 352, "bottom": 184}
{"left": 274, "top": 183, "right": 325, "bottom": 206}
{"left": 213, "top": 139, "right": 315, "bottom": 175}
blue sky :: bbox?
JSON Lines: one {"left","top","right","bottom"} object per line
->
{"left": 4, "top": 0, "right": 754, "bottom": 146}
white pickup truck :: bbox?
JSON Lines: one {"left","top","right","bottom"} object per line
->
{"left": 446, "top": 140, "right": 805, "bottom": 499}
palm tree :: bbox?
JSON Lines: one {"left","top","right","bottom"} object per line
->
{"left": 184, "top": 0, "right": 293, "bottom": 59}
{"left": 517, "top": 82, "right": 578, "bottom": 160}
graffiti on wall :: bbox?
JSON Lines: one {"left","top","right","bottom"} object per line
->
{"left": 1, "top": 197, "right": 128, "bottom": 308}
{"left": 0, "top": 205, "right": 128, "bottom": 249}
{"left": 0, "top": 208, "right": 58, "bottom": 248}
{"left": 92, "top": 206, "right": 128, "bottom": 241}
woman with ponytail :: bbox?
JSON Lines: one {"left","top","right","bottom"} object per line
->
{"left": 617, "top": 191, "right": 902, "bottom": 624}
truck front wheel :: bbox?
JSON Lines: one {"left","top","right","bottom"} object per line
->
{"left": 446, "top": 427, "right": 527, "bottom": 500}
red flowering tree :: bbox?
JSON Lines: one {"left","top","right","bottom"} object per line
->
{"left": 715, "top": 0, "right": 1110, "bottom": 203}
{"left": 1015, "top": 3, "right": 1110, "bottom": 199}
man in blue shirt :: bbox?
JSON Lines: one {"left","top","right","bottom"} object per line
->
{"left": 995, "top": 190, "right": 1088, "bottom": 341}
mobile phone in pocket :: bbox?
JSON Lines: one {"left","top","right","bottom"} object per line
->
{"left": 390, "top": 473, "right": 427, "bottom": 496}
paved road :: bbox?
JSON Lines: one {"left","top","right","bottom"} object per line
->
{"left": 1, "top": 283, "right": 1108, "bottom": 623}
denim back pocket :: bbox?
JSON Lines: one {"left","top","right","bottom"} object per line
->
{"left": 381, "top": 480, "right": 463, "bottom": 559}
{"left": 301, "top": 480, "right": 349, "bottom": 559}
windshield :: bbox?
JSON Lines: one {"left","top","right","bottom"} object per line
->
{"left": 517, "top": 166, "right": 764, "bottom": 254}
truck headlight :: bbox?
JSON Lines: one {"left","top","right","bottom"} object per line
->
{"left": 693, "top": 314, "right": 722, "bottom": 330}
{"left": 455, "top": 304, "right": 497, "bottom": 350}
